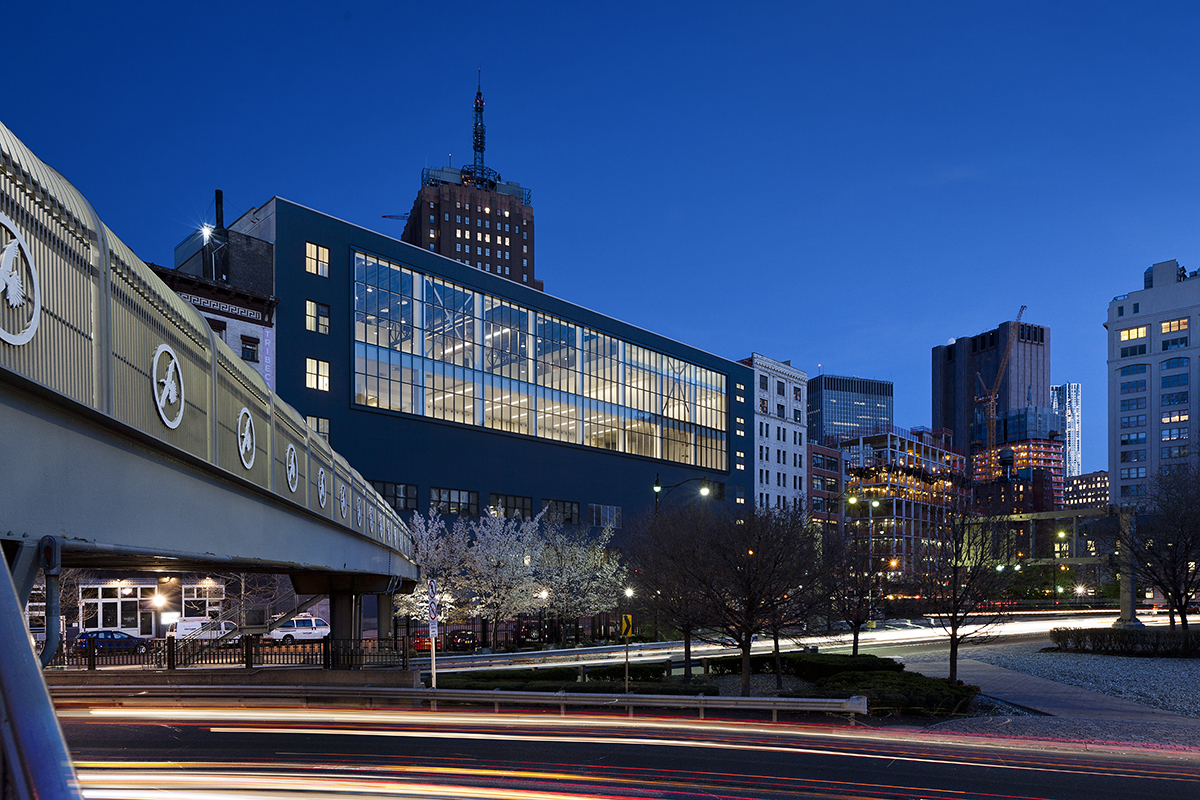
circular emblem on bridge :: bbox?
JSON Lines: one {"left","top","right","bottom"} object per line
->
{"left": 356, "top": 497, "right": 364, "bottom": 528}
{"left": 368, "top": 505, "right": 375, "bottom": 534}
{"left": 151, "top": 344, "right": 185, "bottom": 429}
{"left": 0, "top": 212, "right": 42, "bottom": 347}
{"left": 317, "top": 468, "right": 327, "bottom": 508}
{"left": 285, "top": 444, "right": 299, "bottom": 492}
{"left": 236, "top": 408, "right": 256, "bottom": 469}
{"left": 339, "top": 484, "right": 348, "bottom": 519}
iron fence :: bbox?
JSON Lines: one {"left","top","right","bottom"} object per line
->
{"left": 45, "top": 636, "right": 410, "bottom": 671}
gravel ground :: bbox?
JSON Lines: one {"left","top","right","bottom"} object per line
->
{"left": 902, "top": 641, "right": 1200, "bottom": 719}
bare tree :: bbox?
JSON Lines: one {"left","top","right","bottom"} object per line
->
{"left": 826, "top": 527, "right": 885, "bottom": 656}
{"left": 625, "top": 506, "right": 716, "bottom": 682}
{"left": 1123, "top": 463, "right": 1200, "bottom": 631}
{"left": 697, "top": 506, "right": 823, "bottom": 696}
{"left": 920, "top": 501, "right": 1013, "bottom": 684}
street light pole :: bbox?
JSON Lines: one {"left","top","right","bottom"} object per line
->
{"left": 653, "top": 473, "right": 712, "bottom": 515}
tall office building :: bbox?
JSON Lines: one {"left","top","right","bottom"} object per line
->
{"left": 1051, "top": 383, "right": 1082, "bottom": 477}
{"left": 806, "top": 375, "right": 893, "bottom": 446}
{"left": 400, "top": 80, "right": 541, "bottom": 290}
{"left": 739, "top": 354, "right": 807, "bottom": 510}
{"left": 931, "top": 319, "right": 1055, "bottom": 473}
{"left": 1108, "top": 259, "right": 1198, "bottom": 504}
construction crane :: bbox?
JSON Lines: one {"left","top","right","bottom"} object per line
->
{"left": 975, "top": 305, "right": 1027, "bottom": 476}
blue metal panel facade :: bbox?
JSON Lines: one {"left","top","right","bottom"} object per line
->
{"left": 269, "top": 200, "right": 752, "bottom": 528}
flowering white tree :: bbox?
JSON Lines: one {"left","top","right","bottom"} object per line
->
{"left": 397, "top": 511, "right": 473, "bottom": 624}
{"left": 536, "top": 522, "right": 626, "bottom": 647}
{"left": 466, "top": 511, "right": 542, "bottom": 648}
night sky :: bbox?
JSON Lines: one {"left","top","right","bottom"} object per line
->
{"left": 8, "top": 2, "right": 1200, "bottom": 473}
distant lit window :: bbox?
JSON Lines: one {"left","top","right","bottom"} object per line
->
{"left": 305, "top": 416, "right": 330, "bottom": 441}
{"left": 430, "top": 487, "right": 478, "bottom": 516}
{"left": 306, "top": 242, "right": 329, "bottom": 277}
{"left": 240, "top": 336, "right": 259, "bottom": 362}
{"left": 305, "top": 300, "right": 330, "bottom": 335}
{"left": 306, "top": 358, "right": 330, "bottom": 391}
{"left": 1161, "top": 318, "right": 1189, "bottom": 334}
{"left": 1118, "top": 326, "right": 1147, "bottom": 341}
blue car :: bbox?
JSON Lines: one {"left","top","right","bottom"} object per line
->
{"left": 75, "top": 630, "right": 151, "bottom": 654}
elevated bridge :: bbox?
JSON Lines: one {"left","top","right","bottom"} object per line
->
{"left": 0, "top": 121, "right": 419, "bottom": 638}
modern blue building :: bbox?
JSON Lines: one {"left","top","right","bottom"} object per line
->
{"left": 179, "top": 197, "right": 751, "bottom": 530}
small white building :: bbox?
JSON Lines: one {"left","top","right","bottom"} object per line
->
{"left": 739, "top": 354, "right": 808, "bottom": 510}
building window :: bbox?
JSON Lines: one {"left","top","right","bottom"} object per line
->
{"left": 1163, "top": 410, "right": 1189, "bottom": 424}
{"left": 759, "top": 375, "right": 768, "bottom": 391}
{"left": 1117, "top": 306, "right": 1124, "bottom": 317}
{"left": 306, "top": 300, "right": 330, "bottom": 334}
{"left": 1162, "top": 391, "right": 1189, "bottom": 406}
{"left": 1162, "top": 445, "right": 1190, "bottom": 460}
{"left": 1163, "top": 374, "right": 1190, "bottom": 388}
{"left": 1163, "top": 337, "right": 1189, "bottom": 351}
{"left": 305, "top": 415, "right": 330, "bottom": 441}
{"left": 1133, "top": 303, "right": 1140, "bottom": 313}
{"left": 240, "top": 336, "right": 259, "bottom": 362}
{"left": 759, "top": 398, "right": 768, "bottom": 413}
{"left": 776, "top": 380, "right": 784, "bottom": 396}
{"left": 430, "top": 487, "right": 479, "bottom": 516}
{"left": 1120, "top": 380, "right": 1146, "bottom": 394}
{"left": 1161, "top": 318, "right": 1189, "bottom": 334}
{"left": 1120, "top": 432, "right": 1147, "bottom": 445}
{"left": 588, "top": 503, "right": 622, "bottom": 529}
{"left": 1120, "top": 398, "right": 1146, "bottom": 411}
{"left": 794, "top": 409, "right": 802, "bottom": 422}
{"left": 1162, "top": 357, "right": 1189, "bottom": 370}
{"left": 776, "top": 403, "right": 785, "bottom": 418}
{"left": 306, "top": 358, "right": 330, "bottom": 391}
{"left": 208, "top": 318, "right": 227, "bottom": 342}
{"left": 1120, "top": 484, "right": 1146, "bottom": 497}
{"left": 371, "top": 481, "right": 417, "bottom": 512}
{"left": 1162, "top": 427, "right": 1188, "bottom": 441}
{"left": 1120, "top": 467, "right": 1147, "bottom": 480}
{"left": 1119, "top": 325, "right": 1148, "bottom": 341}
{"left": 1121, "top": 344, "right": 1148, "bottom": 357}
{"left": 1119, "top": 364, "right": 1147, "bottom": 376}
{"left": 1119, "top": 415, "right": 1146, "bottom": 428}
{"left": 542, "top": 499, "right": 580, "bottom": 524}
{"left": 306, "top": 242, "right": 329, "bottom": 277}
{"left": 1119, "top": 450, "right": 1147, "bottom": 463}
{"left": 488, "top": 494, "right": 533, "bottom": 520}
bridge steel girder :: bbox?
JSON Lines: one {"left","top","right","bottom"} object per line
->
{"left": 0, "top": 368, "right": 418, "bottom": 595}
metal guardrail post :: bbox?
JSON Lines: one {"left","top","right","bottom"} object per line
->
{"left": 166, "top": 636, "right": 176, "bottom": 670}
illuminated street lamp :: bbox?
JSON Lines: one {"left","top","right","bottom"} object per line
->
{"left": 653, "top": 473, "right": 712, "bottom": 515}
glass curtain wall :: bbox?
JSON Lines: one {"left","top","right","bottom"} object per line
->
{"left": 353, "top": 252, "right": 727, "bottom": 468}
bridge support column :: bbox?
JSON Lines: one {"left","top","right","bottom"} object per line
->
{"left": 376, "top": 593, "right": 395, "bottom": 640}
{"left": 329, "top": 592, "right": 361, "bottom": 641}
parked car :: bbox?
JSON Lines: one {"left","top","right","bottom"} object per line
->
{"left": 265, "top": 614, "right": 331, "bottom": 645}
{"left": 74, "top": 630, "right": 152, "bottom": 654}
{"left": 448, "top": 630, "right": 478, "bottom": 651}
{"left": 167, "top": 618, "right": 239, "bottom": 644}
{"left": 409, "top": 633, "right": 443, "bottom": 651}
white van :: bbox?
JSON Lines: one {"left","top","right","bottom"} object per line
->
{"left": 265, "top": 614, "right": 331, "bottom": 644}
{"left": 167, "top": 618, "right": 239, "bottom": 644}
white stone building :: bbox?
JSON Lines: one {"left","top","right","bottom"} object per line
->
{"left": 739, "top": 353, "right": 808, "bottom": 510}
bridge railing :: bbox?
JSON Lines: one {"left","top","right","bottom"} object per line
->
{"left": 0, "top": 120, "right": 417, "bottom": 572}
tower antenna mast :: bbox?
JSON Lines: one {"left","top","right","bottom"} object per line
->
{"left": 473, "top": 68, "right": 486, "bottom": 169}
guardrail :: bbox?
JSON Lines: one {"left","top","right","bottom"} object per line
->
{"left": 48, "top": 684, "right": 868, "bottom": 721}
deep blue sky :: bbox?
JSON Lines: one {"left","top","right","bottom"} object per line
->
{"left": 8, "top": 2, "right": 1199, "bottom": 473}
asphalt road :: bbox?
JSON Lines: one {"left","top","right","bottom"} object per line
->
{"left": 62, "top": 703, "right": 1200, "bottom": 799}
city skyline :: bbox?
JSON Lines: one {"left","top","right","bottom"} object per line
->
{"left": 8, "top": 3, "right": 1200, "bottom": 473}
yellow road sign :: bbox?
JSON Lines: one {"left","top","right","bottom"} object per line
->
{"left": 621, "top": 614, "right": 633, "bottom": 637}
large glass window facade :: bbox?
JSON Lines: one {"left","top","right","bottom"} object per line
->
{"left": 352, "top": 251, "right": 727, "bottom": 468}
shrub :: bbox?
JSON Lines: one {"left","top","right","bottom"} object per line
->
{"left": 1049, "top": 626, "right": 1200, "bottom": 657}
{"left": 704, "top": 654, "right": 779, "bottom": 676}
{"left": 586, "top": 661, "right": 669, "bottom": 682}
{"left": 802, "top": 671, "right": 977, "bottom": 715}
{"left": 780, "top": 653, "right": 905, "bottom": 682}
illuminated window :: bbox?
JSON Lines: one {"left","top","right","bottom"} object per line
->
{"left": 1161, "top": 318, "right": 1189, "bottom": 334}
{"left": 305, "top": 300, "right": 330, "bottom": 334}
{"left": 1119, "top": 326, "right": 1147, "bottom": 341}
{"left": 305, "top": 242, "right": 329, "bottom": 277}
{"left": 430, "top": 488, "right": 478, "bottom": 516}
{"left": 1162, "top": 410, "right": 1190, "bottom": 424}
{"left": 305, "top": 415, "right": 330, "bottom": 441}
{"left": 305, "top": 358, "right": 330, "bottom": 391}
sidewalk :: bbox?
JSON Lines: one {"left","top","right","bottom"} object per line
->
{"left": 908, "top": 658, "right": 1200, "bottom": 724}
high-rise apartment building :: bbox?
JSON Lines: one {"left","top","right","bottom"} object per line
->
{"left": 1051, "top": 383, "right": 1082, "bottom": 478}
{"left": 739, "top": 354, "right": 807, "bottom": 510}
{"left": 400, "top": 81, "right": 541, "bottom": 290}
{"left": 1064, "top": 470, "right": 1109, "bottom": 510}
{"left": 931, "top": 319, "right": 1056, "bottom": 478}
{"left": 840, "top": 426, "right": 968, "bottom": 574}
{"left": 1108, "top": 259, "right": 1198, "bottom": 504}
{"left": 806, "top": 375, "right": 893, "bottom": 446}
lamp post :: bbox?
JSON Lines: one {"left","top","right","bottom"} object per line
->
{"left": 653, "top": 473, "right": 712, "bottom": 515}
